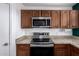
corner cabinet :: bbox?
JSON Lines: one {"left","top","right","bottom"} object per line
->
{"left": 61, "top": 10, "right": 79, "bottom": 28}
{"left": 21, "top": 10, "right": 32, "bottom": 28}
{"left": 16, "top": 44, "right": 30, "bottom": 56}
{"left": 70, "top": 45, "right": 79, "bottom": 56}
{"left": 54, "top": 44, "right": 79, "bottom": 56}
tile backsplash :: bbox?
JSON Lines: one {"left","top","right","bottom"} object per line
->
{"left": 24, "top": 28, "right": 72, "bottom": 36}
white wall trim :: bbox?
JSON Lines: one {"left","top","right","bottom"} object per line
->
{"left": 9, "top": 3, "right": 25, "bottom": 56}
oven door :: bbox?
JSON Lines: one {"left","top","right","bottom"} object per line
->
{"left": 30, "top": 46, "right": 54, "bottom": 56}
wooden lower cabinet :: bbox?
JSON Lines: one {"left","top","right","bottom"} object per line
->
{"left": 70, "top": 45, "right": 79, "bottom": 56}
{"left": 54, "top": 44, "right": 70, "bottom": 56}
{"left": 16, "top": 44, "right": 79, "bottom": 56}
{"left": 71, "top": 51, "right": 79, "bottom": 56}
{"left": 54, "top": 49, "right": 67, "bottom": 56}
{"left": 16, "top": 44, "right": 30, "bottom": 56}
{"left": 54, "top": 44, "right": 79, "bottom": 56}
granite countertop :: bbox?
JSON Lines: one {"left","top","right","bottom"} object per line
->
{"left": 16, "top": 36, "right": 32, "bottom": 44}
{"left": 16, "top": 35, "right": 79, "bottom": 48}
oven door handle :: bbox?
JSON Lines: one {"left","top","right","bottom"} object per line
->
{"left": 30, "top": 44, "right": 54, "bottom": 47}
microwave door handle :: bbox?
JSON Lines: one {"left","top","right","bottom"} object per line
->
{"left": 46, "top": 19, "right": 47, "bottom": 26}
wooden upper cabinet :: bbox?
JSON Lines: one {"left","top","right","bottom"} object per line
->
{"left": 21, "top": 10, "right": 79, "bottom": 28}
{"left": 41, "top": 10, "right": 51, "bottom": 17}
{"left": 70, "top": 10, "right": 79, "bottom": 28}
{"left": 21, "top": 10, "right": 32, "bottom": 28}
{"left": 61, "top": 10, "right": 70, "bottom": 28}
{"left": 51, "top": 10, "right": 61, "bottom": 28}
{"left": 32, "top": 10, "right": 41, "bottom": 17}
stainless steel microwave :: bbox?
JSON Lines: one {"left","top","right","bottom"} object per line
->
{"left": 32, "top": 17, "right": 51, "bottom": 28}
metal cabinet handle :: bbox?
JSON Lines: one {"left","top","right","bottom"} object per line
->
{"left": 3, "top": 43, "right": 8, "bottom": 46}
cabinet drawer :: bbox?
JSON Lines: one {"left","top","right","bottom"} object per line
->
{"left": 54, "top": 50, "right": 67, "bottom": 56}
{"left": 55, "top": 49, "right": 65, "bottom": 51}
{"left": 54, "top": 44, "right": 67, "bottom": 49}
{"left": 17, "top": 44, "right": 29, "bottom": 49}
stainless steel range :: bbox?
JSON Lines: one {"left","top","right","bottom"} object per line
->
{"left": 30, "top": 32, "right": 54, "bottom": 56}
{"left": 30, "top": 32, "right": 54, "bottom": 47}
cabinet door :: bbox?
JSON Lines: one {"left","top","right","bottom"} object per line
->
{"left": 16, "top": 44, "right": 30, "bottom": 56}
{"left": 71, "top": 45, "right": 79, "bottom": 56}
{"left": 61, "top": 10, "right": 70, "bottom": 28}
{"left": 54, "top": 44, "right": 68, "bottom": 56}
{"left": 32, "top": 10, "right": 41, "bottom": 17}
{"left": 70, "top": 10, "right": 79, "bottom": 28}
{"left": 71, "top": 52, "right": 79, "bottom": 56}
{"left": 41, "top": 10, "right": 51, "bottom": 17}
{"left": 21, "top": 10, "right": 32, "bottom": 28}
{"left": 67, "top": 44, "right": 71, "bottom": 56}
{"left": 54, "top": 50, "right": 66, "bottom": 56}
{"left": 51, "top": 10, "right": 60, "bottom": 28}
{"left": 71, "top": 50, "right": 79, "bottom": 56}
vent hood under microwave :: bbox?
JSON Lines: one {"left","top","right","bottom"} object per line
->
{"left": 32, "top": 17, "right": 51, "bottom": 28}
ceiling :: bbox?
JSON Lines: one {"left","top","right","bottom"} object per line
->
{"left": 23, "top": 3, "right": 76, "bottom": 7}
